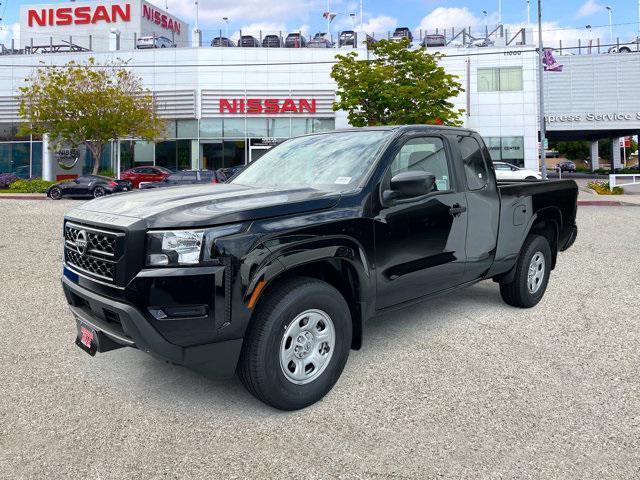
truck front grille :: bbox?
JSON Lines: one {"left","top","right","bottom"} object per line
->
{"left": 64, "top": 222, "right": 124, "bottom": 284}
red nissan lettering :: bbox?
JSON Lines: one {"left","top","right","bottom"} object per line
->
{"left": 91, "top": 5, "right": 112, "bottom": 23}
{"left": 247, "top": 99, "right": 263, "bottom": 114}
{"left": 55, "top": 7, "right": 73, "bottom": 26}
{"left": 264, "top": 99, "right": 280, "bottom": 114}
{"left": 74, "top": 6, "right": 91, "bottom": 24}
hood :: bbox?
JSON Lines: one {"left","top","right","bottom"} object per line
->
{"left": 66, "top": 183, "right": 341, "bottom": 229}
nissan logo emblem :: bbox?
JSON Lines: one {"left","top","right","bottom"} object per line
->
{"left": 75, "top": 230, "right": 88, "bottom": 256}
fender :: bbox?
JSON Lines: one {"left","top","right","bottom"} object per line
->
{"left": 243, "top": 234, "right": 374, "bottom": 349}
{"left": 493, "top": 206, "right": 561, "bottom": 284}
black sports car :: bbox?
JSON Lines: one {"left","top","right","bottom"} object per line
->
{"left": 47, "top": 175, "right": 132, "bottom": 200}
{"left": 139, "top": 170, "right": 223, "bottom": 189}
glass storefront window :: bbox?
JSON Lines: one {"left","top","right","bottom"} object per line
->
{"left": 0, "top": 142, "right": 31, "bottom": 177}
{"left": 501, "top": 136, "right": 524, "bottom": 166}
{"left": 120, "top": 140, "right": 152, "bottom": 173}
{"left": 484, "top": 136, "right": 524, "bottom": 167}
{"left": 200, "top": 119, "right": 223, "bottom": 138}
{"left": 223, "top": 119, "right": 246, "bottom": 137}
{"left": 312, "top": 119, "right": 335, "bottom": 133}
{"left": 155, "top": 140, "right": 191, "bottom": 171}
{"left": 163, "top": 121, "right": 177, "bottom": 139}
{"left": 478, "top": 68, "right": 499, "bottom": 92}
{"left": 291, "top": 119, "right": 312, "bottom": 137}
{"left": 201, "top": 140, "right": 245, "bottom": 170}
{"left": 0, "top": 123, "right": 29, "bottom": 142}
{"left": 177, "top": 120, "right": 198, "bottom": 139}
{"left": 246, "top": 118, "right": 268, "bottom": 137}
{"left": 268, "top": 118, "right": 290, "bottom": 137}
{"left": 31, "top": 142, "right": 43, "bottom": 177}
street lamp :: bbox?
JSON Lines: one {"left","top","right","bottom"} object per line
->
{"left": 526, "top": 0, "right": 531, "bottom": 25}
{"left": 605, "top": 6, "right": 613, "bottom": 44}
{"left": 223, "top": 17, "right": 229, "bottom": 39}
{"left": 537, "top": 0, "right": 548, "bottom": 179}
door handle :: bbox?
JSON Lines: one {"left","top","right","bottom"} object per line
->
{"left": 449, "top": 204, "right": 467, "bottom": 216}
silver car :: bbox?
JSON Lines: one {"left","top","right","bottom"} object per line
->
{"left": 137, "top": 36, "right": 176, "bottom": 49}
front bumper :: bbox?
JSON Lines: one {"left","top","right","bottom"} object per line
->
{"left": 62, "top": 275, "right": 243, "bottom": 376}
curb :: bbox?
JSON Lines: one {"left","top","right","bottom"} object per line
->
{"left": 0, "top": 195, "right": 48, "bottom": 200}
{"left": 578, "top": 200, "right": 623, "bottom": 206}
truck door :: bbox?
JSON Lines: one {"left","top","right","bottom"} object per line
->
{"left": 456, "top": 134, "right": 499, "bottom": 282}
{"left": 374, "top": 135, "right": 468, "bottom": 309}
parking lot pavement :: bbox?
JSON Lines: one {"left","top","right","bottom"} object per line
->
{"left": 1, "top": 200, "right": 639, "bottom": 479}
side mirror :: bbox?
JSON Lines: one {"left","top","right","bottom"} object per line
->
{"left": 383, "top": 171, "right": 436, "bottom": 202}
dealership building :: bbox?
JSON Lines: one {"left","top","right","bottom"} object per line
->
{"left": 0, "top": 0, "right": 638, "bottom": 179}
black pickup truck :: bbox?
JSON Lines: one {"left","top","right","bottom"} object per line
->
{"left": 61, "top": 126, "right": 578, "bottom": 410}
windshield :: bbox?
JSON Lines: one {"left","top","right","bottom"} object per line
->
{"left": 231, "top": 130, "right": 392, "bottom": 190}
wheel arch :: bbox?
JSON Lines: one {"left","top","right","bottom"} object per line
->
{"left": 244, "top": 242, "right": 372, "bottom": 350}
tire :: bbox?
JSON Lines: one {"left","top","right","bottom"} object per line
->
{"left": 499, "top": 234, "right": 552, "bottom": 308}
{"left": 93, "top": 186, "right": 106, "bottom": 198}
{"left": 619, "top": 47, "right": 631, "bottom": 53}
{"left": 238, "top": 277, "right": 352, "bottom": 410}
{"left": 48, "top": 187, "right": 62, "bottom": 200}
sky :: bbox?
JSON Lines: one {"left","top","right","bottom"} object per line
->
{"left": 1, "top": 0, "right": 639, "bottom": 47}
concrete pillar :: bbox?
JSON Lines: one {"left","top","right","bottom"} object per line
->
{"left": 191, "top": 140, "right": 200, "bottom": 169}
{"left": 590, "top": 140, "right": 599, "bottom": 171}
{"left": 109, "top": 29, "right": 120, "bottom": 51}
{"left": 611, "top": 137, "right": 623, "bottom": 170}
{"left": 42, "top": 133, "right": 54, "bottom": 181}
{"left": 192, "top": 29, "right": 202, "bottom": 48}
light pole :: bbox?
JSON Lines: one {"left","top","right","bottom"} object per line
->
{"left": 527, "top": 0, "right": 531, "bottom": 25}
{"left": 537, "top": 0, "right": 547, "bottom": 179}
{"left": 605, "top": 6, "right": 613, "bottom": 44}
{"left": 223, "top": 17, "right": 229, "bottom": 39}
{"left": 360, "top": 0, "right": 364, "bottom": 31}
{"left": 498, "top": 0, "right": 502, "bottom": 24}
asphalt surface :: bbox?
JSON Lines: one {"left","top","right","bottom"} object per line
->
{"left": 1, "top": 200, "right": 639, "bottom": 479}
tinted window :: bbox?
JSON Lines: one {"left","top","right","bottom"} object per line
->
{"left": 390, "top": 137, "right": 451, "bottom": 191}
{"left": 459, "top": 136, "right": 488, "bottom": 190}
{"left": 182, "top": 171, "right": 197, "bottom": 180}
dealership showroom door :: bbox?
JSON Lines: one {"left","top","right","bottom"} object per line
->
{"left": 201, "top": 140, "right": 246, "bottom": 170}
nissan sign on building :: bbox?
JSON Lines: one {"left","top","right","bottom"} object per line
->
{"left": 19, "top": 0, "right": 189, "bottom": 52}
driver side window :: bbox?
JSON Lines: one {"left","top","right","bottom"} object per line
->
{"left": 390, "top": 137, "right": 451, "bottom": 191}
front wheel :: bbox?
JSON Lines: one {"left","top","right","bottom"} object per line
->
{"left": 48, "top": 187, "right": 62, "bottom": 200}
{"left": 238, "top": 277, "right": 352, "bottom": 410}
{"left": 93, "top": 186, "right": 106, "bottom": 198}
{"left": 499, "top": 234, "right": 552, "bottom": 308}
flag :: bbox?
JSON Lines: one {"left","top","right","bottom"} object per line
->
{"left": 542, "top": 48, "right": 563, "bottom": 72}
{"left": 322, "top": 12, "right": 337, "bottom": 22}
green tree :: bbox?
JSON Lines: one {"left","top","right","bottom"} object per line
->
{"left": 331, "top": 38, "right": 464, "bottom": 127}
{"left": 18, "top": 58, "right": 165, "bottom": 175}
{"left": 549, "top": 140, "right": 590, "bottom": 160}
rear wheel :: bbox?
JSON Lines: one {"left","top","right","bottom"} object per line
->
{"left": 499, "top": 234, "right": 552, "bottom": 308}
{"left": 93, "top": 186, "right": 106, "bottom": 198}
{"left": 238, "top": 277, "right": 352, "bottom": 410}
{"left": 48, "top": 187, "right": 62, "bottom": 200}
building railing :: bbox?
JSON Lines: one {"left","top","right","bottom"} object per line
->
{"left": 609, "top": 174, "right": 640, "bottom": 190}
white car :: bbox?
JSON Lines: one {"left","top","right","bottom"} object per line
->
{"left": 137, "top": 36, "right": 176, "bottom": 49}
{"left": 493, "top": 162, "right": 541, "bottom": 180}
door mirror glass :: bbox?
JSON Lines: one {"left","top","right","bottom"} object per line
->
{"left": 384, "top": 171, "right": 436, "bottom": 202}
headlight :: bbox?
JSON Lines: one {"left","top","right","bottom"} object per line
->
{"left": 146, "top": 225, "right": 243, "bottom": 267}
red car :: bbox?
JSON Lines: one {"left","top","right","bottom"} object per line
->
{"left": 120, "top": 166, "right": 172, "bottom": 188}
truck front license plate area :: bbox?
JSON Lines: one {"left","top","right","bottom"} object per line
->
{"left": 75, "top": 323, "right": 97, "bottom": 356}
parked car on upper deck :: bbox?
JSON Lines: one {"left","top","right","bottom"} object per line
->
{"left": 137, "top": 36, "right": 176, "bottom": 49}
{"left": 421, "top": 34, "right": 446, "bottom": 48}
{"left": 211, "top": 37, "right": 235, "bottom": 47}
{"left": 308, "top": 33, "right": 332, "bottom": 48}
{"left": 238, "top": 35, "right": 260, "bottom": 47}
{"left": 608, "top": 38, "right": 639, "bottom": 53}
{"left": 262, "top": 35, "right": 282, "bottom": 47}
{"left": 391, "top": 27, "right": 413, "bottom": 42}
{"left": 339, "top": 30, "right": 356, "bottom": 47}
{"left": 285, "top": 32, "right": 307, "bottom": 48}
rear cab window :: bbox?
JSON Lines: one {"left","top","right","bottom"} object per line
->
{"left": 458, "top": 136, "right": 490, "bottom": 190}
